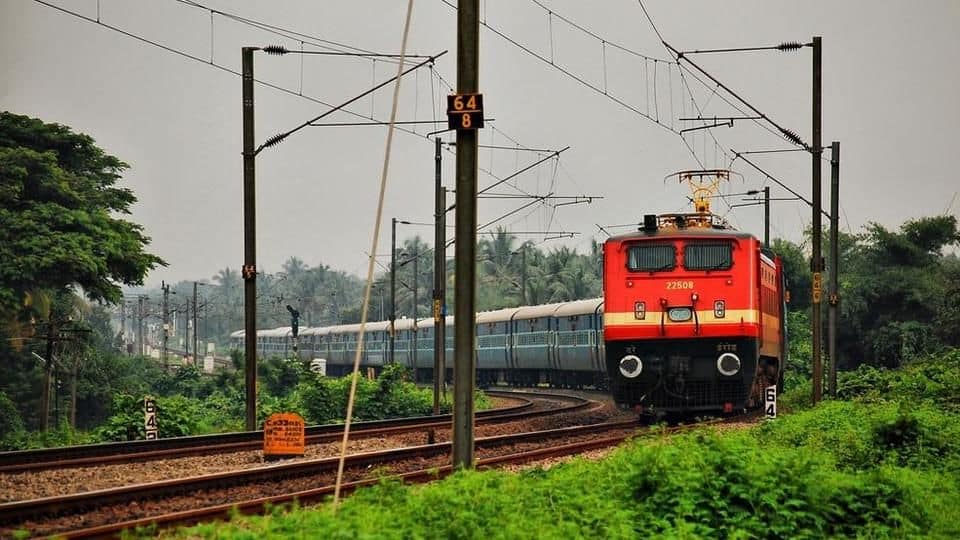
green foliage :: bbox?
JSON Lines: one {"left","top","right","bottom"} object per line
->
{"left": 158, "top": 344, "right": 960, "bottom": 539}
{"left": 772, "top": 237, "right": 811, "bottom": 311}
{"left": 295, "top": 364, "right": 453, "bottom": 425}
{"left": 93, "top": 393, "right": 215, "bottom": 442}
{"left": 0, "top": 390, "right": 24, "bottom": 435}
{"left": 257, "top": 357, "right": 303, "bottom": 398}
{"left": 839, "top": 216, "right": 960, "bottom": 367}
{"left": 0, "top": 111, "right": 164, "bottom": 318}
{"left": 163, "top": 402, "right": 960, "bottom": 539}
{"left": 0, "top": 391, "right": 25, "bottom": 447}
{"left": 837, "top": 349, "right": 960, "bottom": 411}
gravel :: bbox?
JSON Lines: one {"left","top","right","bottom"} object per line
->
{"left": 0, "top": 395, "right": 629, "bottom": 503}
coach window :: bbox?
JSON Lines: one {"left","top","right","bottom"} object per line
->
{"left": 626, "top": 244, "right": 675, "bottom": 272}
{"left": 683, "top": 243, "right": 733, "bottom": 271}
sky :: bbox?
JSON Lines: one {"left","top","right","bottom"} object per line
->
{"left": 2, "top": 0, "right": 958, "bottom": 288}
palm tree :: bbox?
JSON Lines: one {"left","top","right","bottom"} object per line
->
{"left": 212, "top": 267, "right": 242, "bottom": 338}
{"left": 477, "top": 229, "right": 523, "bottom": 309}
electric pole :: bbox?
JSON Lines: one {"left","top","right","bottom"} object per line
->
{"left": 520, "top": 246, "right": 527, "bottom": 304}
{"left": 829, "top": 141, "right": 840, "bottom": 397}
{"left": 412, "top": 247, "right": 418, "bottom": 382}
{"left": 763, "top": 186, "right": 770, "bottom": 249}
{"left": 433, "top": 137, "right": 446, "bottom": 417}
{"left": 391, "top": 217, "right": 398, "bottom": 364}
{"left": 136, "top": 295, "right": 145, "bottom": 357}
{"left": 162, "top": 281, "right": 170, "bottom": 371}
{"left": 810, "top": 35, "right": 824, "bottom": 405}
{"left": 453, "top": 0, "right": 480, "bottom": 469}
{"left": 119, "top": 300, "right": 127, "bottom": 353}
{"left": 241, "top": 46, "right": 258, "bottom": 431}
{"left": 40, "top": 319, "right": 56, "bottom": 432}
{"left": 185, "top": 297, "right": 191, "bottom": 361}
{"left": 193, "top": 281, "right": 200, "bottom": 367}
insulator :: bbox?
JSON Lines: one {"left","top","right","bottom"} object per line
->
{"left": 263, "top": 45, "right": 289, "bottom": 55}
{"left": 780, "top": 128, "right": 804, "bottom": 146}
{"left": 777, "top": 41, "right": 804, "bottom": 52}
{"left": 263, "top": 133, "right": 288, "bottom": 149}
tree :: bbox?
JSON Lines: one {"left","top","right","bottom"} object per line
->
{"left": 839, "top": 216, "right": 960, "bottom": 367}
{"left": 0, "top": 112, "right": 165, "bottom": 320}
{"left": 0, "top": 112, "right": 164, "bottom": 431}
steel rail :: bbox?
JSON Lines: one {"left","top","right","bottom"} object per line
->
{"left": 55, "top": 414, "right": 754, "bottom": 539}
{"left": 0, "top": 416, "right": 626, "bottom": 527}
{"left": 0, "top": 390, "right": 580, "bottom": 473}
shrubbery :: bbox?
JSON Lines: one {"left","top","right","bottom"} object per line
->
{"left": 167, "top": 401, "right": 960, "bottom": 539}
{"left": 164, "top": 349, "right": 960, "bottom": 539}
{"left": 86, "top": 362, "right": 467, "bottom": 442}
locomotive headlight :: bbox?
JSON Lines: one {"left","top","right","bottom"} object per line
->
{"left": 667, "top": 307, "right": 692, "bottom": 322}
{"left": 717, "top": 352, "right": 741, "bottom": 376}
{"left": 619, "top": 355, "right": 643, "bottom": 378}
{"left": 714, "top": 300, "right": 726, "bottom": 318}
{"left": 634, "top": 301, "right": 646, "bottom": 320}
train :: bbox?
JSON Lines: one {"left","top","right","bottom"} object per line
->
{"left": 233, "top": 170, "right": 788, "bottom": 416}
{"left": 230, "top": 297, "right": 607, "bottom": 389}
{"left": 602, "top": 170, "right": 787, "bottom": 415}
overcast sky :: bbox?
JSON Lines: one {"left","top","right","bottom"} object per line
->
{"left": 3, "top": 0, "right": 958, "bottom": 288}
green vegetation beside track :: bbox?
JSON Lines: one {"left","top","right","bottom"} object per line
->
{"left": 154, "top": 351, "right": 960, "bottom": 539}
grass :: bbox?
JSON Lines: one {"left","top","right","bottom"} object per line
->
{"left": 150, "top": 399, "right": 960, "bottom": 539}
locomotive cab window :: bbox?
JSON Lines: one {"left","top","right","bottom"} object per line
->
{"left": 683, "top": 243, "right": 733, "bottom": 271}
{"left": 626, "top": 244, "right": 675, "bottom": 272}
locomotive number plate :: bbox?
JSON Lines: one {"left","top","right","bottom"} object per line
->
{"left": 665, "top": 280, "right": 694, "bottom": 290}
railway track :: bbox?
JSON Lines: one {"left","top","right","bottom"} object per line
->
{"left": 2, "top": 411, "right": 757, "bottom": 538}
{"left": 0, "top": 390, "right": 588, "bottom": 473}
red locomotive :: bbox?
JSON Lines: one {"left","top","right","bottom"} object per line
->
{"left": 602, "top": 170, "right": 786, "bottom": 416}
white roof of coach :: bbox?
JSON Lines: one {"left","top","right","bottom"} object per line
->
{"left": 259, "top": 327, "right": 292, "bottom": 337}
{"left": 477, "top": 306, "right": 521, "bottom": 324}
{"left": 300, "top": 326, "right": 330, "bottom": 337}
{"left": 512, "top": 302, "right": 565, "bottom": 320}
{"left": 553, "top": 298, "right": 604, "bottom": 318}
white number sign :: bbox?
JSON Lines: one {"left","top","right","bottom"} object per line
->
{"left": 764, "top": 385, "right": 777, "bottom": 419}
{"left": 144, "top": 397, "right": 159, "bottom": 439}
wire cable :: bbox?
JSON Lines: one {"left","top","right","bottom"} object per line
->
{"left": 439, "top": 0, "right": 678, "bottom": 135}
{"left": 333, "top": 2, "right": 415, "bottom": 509}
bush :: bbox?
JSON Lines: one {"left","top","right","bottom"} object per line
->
{"left": 0, "top": 390, "right": 24, "bottom": 441}
{"left": 754, "top": 400, "right": 960, "bottom": 473}
{"left": 295, "top": 364, "right": 455, "bottom": 425}
{"left": 167, "top": 410, "right": 960, "bottom": 539}
{"left": 93, "top": 394, "right": 211, "bottom": 441}
{"left": 838, "top": 349, "right": 960, "bottom": 410}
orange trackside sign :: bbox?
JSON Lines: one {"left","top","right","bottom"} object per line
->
{"left": 263, "top": 412, "right": 306, "bottom": 457}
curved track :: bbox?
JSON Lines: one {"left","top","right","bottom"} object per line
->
{"left": 0, "top": 390, "right": 588, "bottom": 473}
{"left": 2, "top": 408, "right": 758, "bottom": 538}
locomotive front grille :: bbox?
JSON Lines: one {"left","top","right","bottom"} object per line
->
{"left": 613, "top": 377, "right": 747, "bottom": 411}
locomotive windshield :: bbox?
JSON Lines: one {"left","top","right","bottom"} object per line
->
{"left": 627, "top": 244, "right": 675, "bottom": 272}
{"left": 683, "top": 242, "right": 733, "bottom": 270}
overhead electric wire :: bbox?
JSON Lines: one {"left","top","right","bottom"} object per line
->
{"left": 30, "top": 0, "right": 433, "bottom": 144}
{"left": 257, "top": 51, "right": 445, "bottom": 153}
{"left": 38, "top": 0, "right": 553, "bottom": 201}
{"left": 439, "top": 0, "right": 678, "bottom": 136}
{"left": 174, "top": 0, "right": 414, "bottom": 66}
{"left": 636, "top": 0, "right": 798, "bottom": 167}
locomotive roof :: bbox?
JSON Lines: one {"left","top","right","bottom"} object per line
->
{"left": 608, "top": 226, "right": 755, "bottom": 242}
